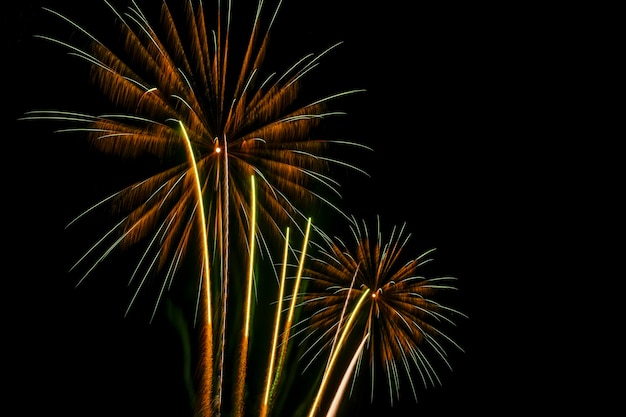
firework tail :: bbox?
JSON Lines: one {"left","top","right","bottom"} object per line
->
{"left": 308, "top": 288, "right": 371, "bottom": 417}
{"left": 232, "top": 175, "right": 257, "bottom": 417}
{"left": 260, "top": 226, "right": 291, "bottom": 417}
{"left": 179, "top": 121, "right": 214, "bottom": 416}
{"left": 325, "top": 332, "right": 370, "bottom": 417}
{"left": 217, "top": 137, "right": 230, "bottom": 414}
{"left": 265, "top": 218, "right": 313, "bottom": 413}
{"left": 278, "top": 217, "right": 312, "bottom": 369}
{"left": 325, "top": 265, "right": 359, "bottom": 376}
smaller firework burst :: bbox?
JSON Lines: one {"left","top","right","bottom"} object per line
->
{"left": 297, "top": 216, "right": 467, "bottom": 415}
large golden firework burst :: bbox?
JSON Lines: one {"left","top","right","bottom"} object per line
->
{"left": 23, "top": 1, "right": 369, "bottom": 416}
{"left": 25, "top": 0, "right": 367, "bottom": 298}
{"left": 21, "top": 1, "right": 465, "bottom": 416}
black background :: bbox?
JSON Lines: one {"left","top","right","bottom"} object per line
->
{"left": 5, "top": 0, "right": 619, "bottom": 415}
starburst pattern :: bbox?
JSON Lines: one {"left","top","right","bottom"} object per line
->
{"left": 24, "top": 0, "right": 367, "bottom": 307}
{"left": 298, "top": 217, "right": 467, "bottom": 413}
{"left": 20, "top": 1, "right": 466, "bottom": 416}
{"left": 21, "top": 1, "right": 369, "bottom": 416}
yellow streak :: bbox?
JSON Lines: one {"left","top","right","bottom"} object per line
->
{"left": 271, "top": 218, "right": 312, "bottom": 412}
{"left": 308, "top": 288, "right": 371, "bottom": 417}
{"left": 179, "top": 121, "right": 213, "bottom": 416}
{"left": 261, "top": 227, "right": 291, "bottom": 416}
{"left": 325, "top": 266, "right": 359, "bottom": 373}
{"left": 234, "top": 175, "right": 257, "bottom": 417}
{"left": 179, "top": 121, "right": 212, "bottom": 324}
{"left": 244, "top": 174, "right": 257, "bottom": 337}
{"left": 286, "top": 218, "right": 312, "bottom": 326}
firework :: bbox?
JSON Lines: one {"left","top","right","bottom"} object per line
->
{"left": 23, "top": 0, "right": 368, "bottom": 310}
{"left": 298, "top": 216, "right": 467, "bottom": 415}
{"left": 21, "top": 1, "right": 369, "bottom": 416}
{"left": 20, "top": 1, "right": 467, "bottom": 415}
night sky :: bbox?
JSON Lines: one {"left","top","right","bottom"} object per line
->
{"left": 7, "top": 0, "right": 610, "bottom": 415}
